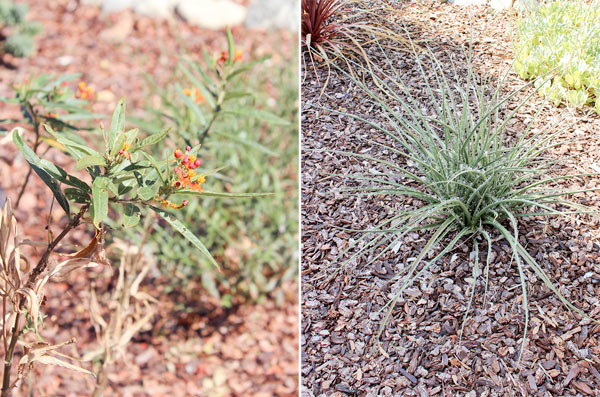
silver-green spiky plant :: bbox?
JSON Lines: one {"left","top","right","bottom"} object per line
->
{"left": 319, "top": 44, "right": 599, "bottom": 360}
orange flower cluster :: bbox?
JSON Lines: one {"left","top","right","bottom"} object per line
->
{"left": 118, "top": 142, "right": 131, "bottom": 160}
{"left": 77, "top": 82, "right": 94, "bottom": 99}
{"left": 183, "top": 87, "right": 205, "bottom": 104}
{"left": 173, "top": 146, "right": 205, "bottom": 193}
{"left": 218, "top": 50, "right": 243, "bottom": 64}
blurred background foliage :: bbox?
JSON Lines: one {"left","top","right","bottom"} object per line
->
{"left": 122, "top": 39, "right": 299, "bottom": 307}
{"left": 0, "top": 1, "right": 42, "bottom": 58}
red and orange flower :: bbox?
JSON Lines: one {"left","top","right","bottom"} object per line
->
{"left": 172, "top": 146, "right": 205, "bottom": 193}
{"left": 217, "top": 50, "right": 243, "bottom": 64}
{"left": 183, "top": 87, "right": 205, "bottom": 104}
{"left": 118, "top": 142, "right": 131, "bottom": 160}
{"left": 77, "top": 82, "right": 94, "bottom": 99}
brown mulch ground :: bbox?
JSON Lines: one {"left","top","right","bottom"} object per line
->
{"left": 0, "top": 0, "right": 298, "bottom": 396}
{"left": 301, "top": 1, "right": 600, "bottom": 396}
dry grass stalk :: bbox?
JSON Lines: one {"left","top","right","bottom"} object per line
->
{"left": 0, "top": 201, "right": 99, "bottom": 396}
{"left": 85, "top": 237, "right": 157, "bottom": 397}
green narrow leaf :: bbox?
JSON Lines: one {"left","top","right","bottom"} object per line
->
{"left": 127, "top": 116, "right": 161, "bottom": 134}
{"left": 0, "top": 98, "right": 19, "bottom": 104}
{"left": 76, "top": 155, "right": 106, "bottom": 170}
{"left": 226, "top": 56, "right": 270, "bottom": 81}
{"left": 214, "top": 131, "right": 279, "bottom": 157}
{"left": 150, "top": 205, "right": 219, "bottom": 269}
{"left": 223, "top": 91, "right": 253, "bottom": 102}
{"left": 109, "top": 98, "right": 126, "bottom": 153}
{"left": 64, "top": 188, "right": 91, "bottom": 204}
{"left": 132, "top": 129, "right": 168, "bottom": 150}
{"left": 179, "top": 63, "right": 216, "bottom": 108}
{"left": 110, "top": 132, "right": 126, "bottom": 159}
{"left": 36, "top": 159, "right": 91, "bottom": 193}
{"left": 139, "top": 152, "right": 165, "bottom": 184}
{"left": 175, "top": 190, "right": 272, "bottom": 198}
{"left": 226, "top": 28, "right": 235, "bottom": 66}
{"left": 137, "top": 185, "right": 156, "bottom": 201}
{"left": 42, "top": 73, "right": 80, "bottom": 90}
{"left": 12, "top": 129, "right": 70, "bottom": 216}
{"left": 224, "top": 108, "right": 290, "bottom": 125}
{"left": 175, "top": 83, "right": 207, "bottom": 125}
{"left": 57, "top": 113, "right": 104, "bottom": 121}
{"left": 109, "top": 128, "right": 137, "bottom": 159}
{"left": 43, "top": 124, "right": 101, "bottom": 159}
{"left": 91, "top": 177, "right": 109, "bottom": 228}
{"left": 124, "top": 128, "right": 139, "bottom": 145}
{"left": 201, "top": 48, "right": 214, "bottom": 71}
{"left": 202, "top": 272, "right": 220, "bottom": 299}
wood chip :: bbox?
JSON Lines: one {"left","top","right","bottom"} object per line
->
{"left": 398, "top": 367, "right": 418, "bottom": 384}
{"left": 564, "top": 364, "right": 580, "bottom": 386}
{"left": 572, "top": 381, "right": 594, "bottom": 395}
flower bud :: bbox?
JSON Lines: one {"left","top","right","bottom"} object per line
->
{"left": 174, "top": 148, "right": 183, "bottom": 158}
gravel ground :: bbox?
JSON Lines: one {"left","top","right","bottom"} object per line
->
{"left": 301, "top": 1, "right": 600, "bottom": 396}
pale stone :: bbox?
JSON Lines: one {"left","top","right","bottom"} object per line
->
{"left": 101, "top": 0, "right": 133, "bottom": 13}
{"left": 56, "top": 55, "right": 74, "bottom": 66}
{"left": 176, "top": 0, "right": 247, "bottom": 30}
{"left": 97, "top": 90, "right": 116, "bottom": 102}
{"left": 490, "top": 0, "right": 513, "bottom": 9}
{"left": 80, "top": 0, "right": 103, "bottom": 6}
{"left": 133, "top": 0, "right": 177, "bottom": 18}
{"left": 99, "top": 13, "right": 134, "bottom": 42}
{"left": 245, "top": 0, "right": 299, "bottom": 32}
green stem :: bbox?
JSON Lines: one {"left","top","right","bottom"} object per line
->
{"left": 198, "top": 105, "right": 220, "bottom": 148}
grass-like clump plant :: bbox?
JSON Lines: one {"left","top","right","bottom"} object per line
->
{"left": 301, "top": 0, "right": 345, "bottom": 51}
{"left": 514, "top": 0, "right": 600, "bottom": 113}
{"left": 322, "top": 45, "right": 599, "bottom": 360}
{"left": 0, "top": 1, "right": 42, "bottom": 58}
{"left": 301, "top": 0, "right": 419, "bottom": 91}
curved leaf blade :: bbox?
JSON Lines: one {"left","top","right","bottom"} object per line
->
{"left": 12, "top": 129, "right": 70, "bottom": 216}
{"left": 150, "top": 205, "right": 219, "bottom": 270}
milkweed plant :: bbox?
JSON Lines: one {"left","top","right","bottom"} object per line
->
{"left": 0, "top": 30, "right": 272, "bottom": 395}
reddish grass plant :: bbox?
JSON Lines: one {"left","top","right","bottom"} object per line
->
{"left": 301, "top": 0, "right": 346, "bottom": 50}
{"left": 301, "top": 0, "right": 420, "bottom": 93}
